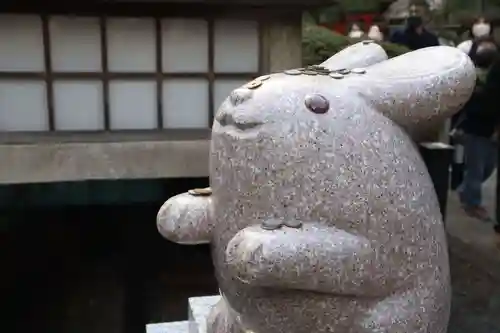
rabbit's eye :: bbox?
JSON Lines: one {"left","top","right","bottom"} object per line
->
{"left": 305, "top": 94, "right": 329, "bottom": 114}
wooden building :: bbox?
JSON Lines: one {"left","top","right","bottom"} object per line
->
{"left": 0, "top": 0, "right": 331, "bottom": 185}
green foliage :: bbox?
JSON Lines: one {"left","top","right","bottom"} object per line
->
{"left": 302, "top": 24, "right": 410, "bottom": 66}
{"left": 379, "top": 40, "right": 412, "bottom": 58}
{"left": 436, "top": 28, "right": 461, "bottom": 45}
{"left": 338, "top": 0, "right": 379, "bottom": 12}
{"left": 446, "top": 0, "right": 481, "bottom": 12}
{"left": 302, "top": 12, "right": 318, "bottom": 26}
{"left": 317, "top": 5, "right": 343, "bottom": 24}
{"left": 302, "top": 25, "right": 350, "bottom": 65}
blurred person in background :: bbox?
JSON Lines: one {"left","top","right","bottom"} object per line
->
{"left": 390, "top": 7, "right": 439, "bottom": 50}
{"left": 455, "top": 38, "right": 500, "bottom": 224}
{"left": 452, "top": 19, "right": 494, "bottom": 190}
{"left": 457, "top": 17, "right": 492, "bottom": 55}
{"left": 347, "top": 23, "right": 364, "bottom": 39}
{"left": 367, "top": 24, "right": 384, "bottom": 41}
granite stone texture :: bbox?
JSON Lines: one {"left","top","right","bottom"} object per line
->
{"left": 157, "top": 42, "right": 477, "bottom": 333}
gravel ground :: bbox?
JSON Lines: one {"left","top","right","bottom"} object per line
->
{"left": 449, "top": 250, "right": 500, "bottom": 333}
{"left": 447, "top": 171, "right": 500, "bottom": 333}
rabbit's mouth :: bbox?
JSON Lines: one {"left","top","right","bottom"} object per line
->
{"left": 216, "top": 113, "right": 263, "bottom": 131}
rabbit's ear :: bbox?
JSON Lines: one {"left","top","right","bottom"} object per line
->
{"left": 352, "top": 46, "right": 476, "bottom": 141}
{"left": 320, "top": 41, "right": 388, "bottom": 71}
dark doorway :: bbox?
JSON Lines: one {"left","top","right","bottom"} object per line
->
{"left": 0, "top": 178, "right": 218, "bottom": 333}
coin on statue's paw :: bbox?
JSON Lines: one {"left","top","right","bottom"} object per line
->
{"left": 188, "top": 187, "right": 212, "bottom": 196}
{"left": 260, "top": 219, "right": 283, "bottom": 230}
{"left": 284, "top": 220, "right": 303, "bottom": 228}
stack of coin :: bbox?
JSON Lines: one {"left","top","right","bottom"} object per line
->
{"left": 242, "top": 65, "right": 368, "bottom": 91}
{"left": 283, "top": 66, "right": 366, "bottom": 79}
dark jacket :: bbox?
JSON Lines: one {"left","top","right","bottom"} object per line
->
{"left": 468, "top": 36, "right": 497, "bottom": 64}
{"left": 390, "top": 28, "right": 439, "bottom": 50}
{"left": 460, "top": 57, "right": 500, "bottom": 137}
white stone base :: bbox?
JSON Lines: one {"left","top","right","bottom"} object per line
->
{"left": 146, "top": 295, "right": 221, "bottom": 333}
{"left": 146, "top": 321, "right": 189, "bottom": 333}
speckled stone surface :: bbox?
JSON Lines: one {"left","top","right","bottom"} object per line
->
{"left": 157, "top": 42, "right": 477, "bottom": 333}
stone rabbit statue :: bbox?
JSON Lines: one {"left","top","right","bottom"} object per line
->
{"left": 157, "top": 41, "right": 476, "bottom": 333}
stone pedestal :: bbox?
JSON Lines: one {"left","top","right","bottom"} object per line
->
{"left": 146, "top": 296, "right": 220, "bottom": 333}
{"left": 146, "top": 321, "right": 189, "bottom": 333}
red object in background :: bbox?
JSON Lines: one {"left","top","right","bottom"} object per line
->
{"left": 321, "top": 13, "right": 378, "bottom": 35}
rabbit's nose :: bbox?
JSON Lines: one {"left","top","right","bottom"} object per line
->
{"left": 229, "top": 88, "right": 253, "bottom": 106}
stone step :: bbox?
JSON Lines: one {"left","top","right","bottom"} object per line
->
{"left": 146, "top": 295, "right": 221, "bottom": 333}
{"left": 188, "top": 295, "right": 221, "bottom": 333}
{"left": 146, "top": 321, "right": 189, "bottom": 333}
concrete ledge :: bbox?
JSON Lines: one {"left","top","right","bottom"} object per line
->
{"left": 0, "top": 139, "right": 210, "bottom": 184}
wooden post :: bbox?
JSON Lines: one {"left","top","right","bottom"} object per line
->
{"left": 420, "top": 142, "right": 454, "bottom": 223}
{"left": 496, "top": 141, "right": 500, "bottom": 223}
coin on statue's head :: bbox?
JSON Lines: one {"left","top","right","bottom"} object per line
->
{"left": 284, "top": 69, "right": 302, "bottom": 76}
{"left": 303, "top": 70, "right": 318, "bottom": 76}
{"left": 329, "top": 72, "right": 344, "bottom": 79}
{"left": 246, "top": 80, "right": 263, "bottom": 90}
{"left": 351, "top": 68, "right": 367, "bottom": 74}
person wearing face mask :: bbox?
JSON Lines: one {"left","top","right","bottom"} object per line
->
{"left": 455, "top": 40, "right": 500, "bottom": 222}
{"left": 452, "top": 19, "right": 494, "bottom": 191}
{"left": 367, "top": 24, "right": 384, "bottom": 42}
{"left": 457, "top": 17, "right": 492, "bottom": 55}
{"left": 390, "top": 13, "right": 439, "bottom": 50}
{"left": 347, "top": 23, "right": 364, "bottom": 39}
